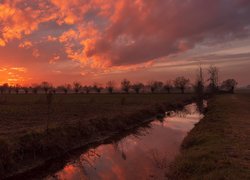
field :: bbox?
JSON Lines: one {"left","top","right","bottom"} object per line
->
{"left": 0, "top": 93, "right": 193, "bottom": 178}
{"left": 0, "top": 93, "right": 193, "bottom": 139}
{"left": 168, "top": 93, "right": 250, "bottom": 179}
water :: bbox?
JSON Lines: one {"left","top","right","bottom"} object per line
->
{"left": 45, "top": 102, "right": 205, "bottom": 180}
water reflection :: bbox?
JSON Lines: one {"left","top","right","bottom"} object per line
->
{"left": 46, "top": 102, "right": 205, "bottom": 180}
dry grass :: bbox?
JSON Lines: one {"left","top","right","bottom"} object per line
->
{"left": 167, "top": 94, "right": 250, "bottom": 179}
{"left": 0, "top": 93, "right": 192, "bottom": 139}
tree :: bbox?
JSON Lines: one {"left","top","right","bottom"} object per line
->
{"left": 106, "top": 81, "right": 115, "bottom": 94}
{"left": 0, "top": 83, "right": 8, "bottom": 94}
{"left": 163, "top": 80, "right": 173, "bottom": 94}
{"left": 131, "top": 83, "right": 144, "bottom": 94}
{"left": 51, "top": 87, "right": 56, "bottom": 94}
{"left": 93, "top": 83, "right": 103, "bottom": 93}
{"left": 194, "top": 66, "right": 205, "bottom": 96}
{"left": 32, "top": 84, "right": 40, "bottom": 94}
{"left": 174, "top": 76, "right": 190, "bottom": 94}
{"left": 148, "top": 81, "right": 163, "bottom": 93}
{"left": 59, "top": 84, "right": 71, "bottom": 94}
{"left": 0, "top": 85, "right": 4, "bottom": 94}
{"left": 73, "top": 82, "right": 81, "bottom": 93}
{"left": 83, "top": 85, "right": 91, "bottom": 94}
{"left": 221, "top": 79, "right": 238, "bottom": 93}
{"left": 41, "top": 81, "right": 52, "bottom": 94}
{"left": 14, "top": 84, "right": 21, "bottom": 94}
{"left": 194, "top": 66, "right": 205, "bottom": 112}
{"left": 22, "top": 86, "right": 29, "bottom": 94}
{"left": 207, "top": 65, "right": 219, "bottom": 93}
{"left": 8, "top": 86, "right": 12, "bottom": 94}
{"left": 121, "top": 79, "right": 131, "bottom": 93}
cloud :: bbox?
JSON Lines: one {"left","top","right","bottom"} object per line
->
{"left": 82, "top": 0, "right": 250, "bottom": 67}
{"left": 0, "top": 1, "right": 57, "bottom": 45}
{"left": 1, "top": 0, "right": 249, "bottom": 68}
{"left": 49, "top": 55, "right": 60, "bottom": 64}
{"left": 0, "top": 66, "right": 28, "bottom": 85}
{"left": 19, "top": 40, "right": 32, "bottom": 48}
{"left": 11, "top": 67, "right": 27, "bottom": 72}
{"left": 32, "top": 49, "right": 40, "bottom": 58}
{"left": 0, "top": 0, "right": 250, "bottom": 85}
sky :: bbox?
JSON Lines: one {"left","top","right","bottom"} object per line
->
{"left": 0, "top": 0, "right": 250, "bottom": 86}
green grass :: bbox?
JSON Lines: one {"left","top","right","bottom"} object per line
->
{"left": 0, "top": 93, "right": 193, "bottom": 178}
{"left": 167, "top": 94, "right": 250, "bottom": 179}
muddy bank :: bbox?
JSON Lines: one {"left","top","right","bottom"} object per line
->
{"left": 2, "top": 98, "right": 194, "bottom": 179}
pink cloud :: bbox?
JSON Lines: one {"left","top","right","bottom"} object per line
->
{"left": 83, "top": 0, "right": 250, "bottom": 66}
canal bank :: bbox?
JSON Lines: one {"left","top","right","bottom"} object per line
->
{"left": 167, "top": 94, "right": 250, "bottom": 179}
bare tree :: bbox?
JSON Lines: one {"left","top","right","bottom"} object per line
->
{"left": 106, "top": 81, "right": 115, "bottom": 94}
{"left": 73, "top": 82, "right": 82, "bottom": 93}
{"left": 194, "top": 66, "right": 205, "bottom": 112}
{"left": 41, "top": 81, "right": 52, "bottom": 94}
{"left": 93, "top": 83, "right": 103, "bottom": 93}
{"left": 194, "top": 66, "right": 205, "bottom": 95}
{"left": 83, "top": 85, "right": 91, "bottom": 94}
{"left": 32, "top": 84, "right": 40, "bottom": 94}
{"left": 0, "top": 83, "right": 8, "bottom": 94}
{"left": 58, "top": 84, "right": 71, "bottom": 94}
{"left": 22, "top": 86, "right": 29, "bottom": 94}
{"left": 131, "top": 83, "right": 144, "bottom": 94}
{"left": 207, "top": 65, "right": 219, "bottom": 93}
{"left": 14, "top": 84, "right": 21, "bottom": 94}
{"left": 51, "top": 87, "right": 56, "bottom": 94}
{"left": 148, "top": 81, "right": 163, "bottom": 93}
{"left": 0, "top": 85, "right": 4, "bottom": 95}
{"left": 163, "top": 80, "right": 173, "bottom": 94}
{"left": 121, "top": 79, "right": 131, "bottom": 93}
{"left": 57, "top": 86, "right": 64, "bottom": 94}
{"left": 174, "top": 76, "right": 190, "bottom": 94}
{"left": 8, "top": 86, "right": 12, "bottom": 94}
{"left": 221, "top": 79, "right": 238, "bottom": 93}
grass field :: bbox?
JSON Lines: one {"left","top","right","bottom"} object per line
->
{"left": 0, "top": 93, "right": 193, "bottom": 178}
{"left": 0, "top": 93, "right": 193, "bottom": 138}
{"left": 168, "top": 94, "right": 250, "bottom": 179}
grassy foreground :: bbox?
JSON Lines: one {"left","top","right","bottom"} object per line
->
{"left": 0, "top": 93, "right": 193, "bottom": 178}
{"left": 168, "top": 94, "right": 250, "bottom": 179}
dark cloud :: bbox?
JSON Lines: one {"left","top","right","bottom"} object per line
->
{"left": 85, "top": 0, "right": 250, "bottom": 66}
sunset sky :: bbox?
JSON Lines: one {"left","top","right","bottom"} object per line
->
{"left": 0, "top": 0, "right": 250, "bottom": 86}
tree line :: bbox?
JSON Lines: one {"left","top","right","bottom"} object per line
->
{"left": 0, "top": 66, "right": 238, "bottom": 95}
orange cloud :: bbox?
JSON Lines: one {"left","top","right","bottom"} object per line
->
{"left": 0, "top": 0, "right": 57, "bottom": 45}
{"left": 19, "top": 41, "right": 33, "bottom": 48}
{"left": 10, "top": 67, "right": 27, "bottom": 72}
{"left": 32, "top": 49, "right": 40, "bottom": 58}
{"left": 49, "top": 55, "right": 60, "bottom": 64}
{"left": 0, "top": 38, "right": 6, "bottom": 46}
{"left": 0, "top": 66, "right": 28, "bottom": 85}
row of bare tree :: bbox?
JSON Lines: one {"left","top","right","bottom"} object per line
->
{"left": 0, "top": 76, "right": 190, "bottom": 94}
{"left": 0, "top": 66, "right": 238, "bottom": 94}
